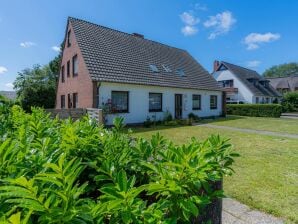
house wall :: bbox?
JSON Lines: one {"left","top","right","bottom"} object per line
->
{"left": 213, "top": 70, "right": 254, "bottom": 103}
{"left": 55, "top": 21, "right": 94, "bottom": 109}
{"left": 98, "top": 82, "right": 223, "bottom": 125}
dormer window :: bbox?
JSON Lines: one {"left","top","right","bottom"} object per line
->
{"left": 176, "top": 68, "right": 185, "bottom": 77}
{"left": 149, "top": 64, "right": 159, "bottom": 73}
{"left": 67, "top": 30, "right": 71, "bottom": 47}
{"left": 162, "top": 64, "right": 171, "bottom": 73}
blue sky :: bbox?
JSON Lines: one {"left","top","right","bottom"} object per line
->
{"left": 0, "top": 0, "right": 297, "bottom": 91}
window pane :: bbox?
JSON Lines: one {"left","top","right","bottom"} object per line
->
{"left": 73, "top": 55, "right": 78, "bottom": 76}
{"left": 192, "top": 95, "right": 201, "bottom": 109}
{"left": 149, "top": 93, "right": 162, "bottom": 111}
{"left": 112, "top": 91, "right": 128, "bottom": 112}
{"left": 210, "top": 95, "right": 217, "bottom": 109}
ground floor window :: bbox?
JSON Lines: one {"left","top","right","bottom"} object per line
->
{"left": 210, "top": 95, "right": 218, "bottom": 109}
{"left": 111, "top": 91, "right": 129, "bottom": 113}
{"left": 149, "top": 93, "right": 162, "bottom": 112}
{"left": 192, "top": 94, "right": 201, "bottom": 110}
{"left": 61, "top": 95, "right": 65, "bottom": 108}
{"left": 256, "top": 97, "right": 259, "bottom": 104}
{"left": 73, "top": 93, "right": 78, "bottom": 108}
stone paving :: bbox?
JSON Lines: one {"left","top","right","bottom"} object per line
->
{"left": 222, "top": 198, "right": 284, "bottom": 224}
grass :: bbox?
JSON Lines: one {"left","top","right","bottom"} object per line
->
{"left": 132, "top": 125, "right": 298, "bottom": 223}
{"left": 198, "top": 115, "right": 298, "bottom": 135}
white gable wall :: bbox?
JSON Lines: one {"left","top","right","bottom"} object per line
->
{"left": 213, "top": 70, "right": 254, "bottom": 103}
{"left": 98, "top": 82, "right": 222, "bottom": 125}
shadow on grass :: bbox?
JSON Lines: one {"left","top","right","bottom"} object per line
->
{"left": 127, "top": 115, "right": 246, "bottom": 134}
{"left": 196, "top": 115, "right": 245, "bottom": 125}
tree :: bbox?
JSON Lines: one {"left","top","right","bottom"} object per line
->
{"left": 13, "top": 65, "right": 57, "bottom": 111}
{"left": 263, "top": 62, "right": 298, "bottom": 77}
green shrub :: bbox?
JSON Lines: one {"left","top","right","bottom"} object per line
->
{"left": 163, "top": 110, "right": 173, "bottom": 122}
{"left": 281, "top": 91, "right": 298, "bottom": 112}
{"left": 0, "top": 106, "right": 238, "bottom": 223}
{"left": 227, "top": 104, "right": 282, "bottom": 117}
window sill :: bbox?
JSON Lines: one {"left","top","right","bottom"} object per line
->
{"left": 149, "top": 110, "right": 163, "bottom": 112}
{"left": 210, "top": 107, "right": 218, "bottom": 110}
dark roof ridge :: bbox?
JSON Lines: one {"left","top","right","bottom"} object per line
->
{"left": 68, "top": 16, "right": 186, "bottom": 52}
{"left": 221, "top": 61, "right": 258, "bottom": 74}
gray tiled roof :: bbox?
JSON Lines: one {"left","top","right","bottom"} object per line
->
{"left": 266, "top": 75, "right": 298, "bottom": 91}
{"left": 69, "top": 17, "right": 221, "bottom": 91}
{"left": 220, "top": 62, "right": 281, "bottom": 97}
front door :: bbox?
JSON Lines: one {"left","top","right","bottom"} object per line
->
{"left": 175, "top": 94, "right": 182, "bottom": 119}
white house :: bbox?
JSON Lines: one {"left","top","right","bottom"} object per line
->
{"left": 56, "top": 17, "right": 224, "bottom": 125}
{"left": 212, "top": 61, "right": 281, "bottom": 104}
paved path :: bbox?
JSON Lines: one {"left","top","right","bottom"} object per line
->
{"left": 197, "top": 124, "right": 298, "bottom": 139}
{"left": 223, "top": 198, "right": 284, "bottom": 224}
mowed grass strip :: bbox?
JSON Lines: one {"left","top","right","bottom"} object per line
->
{"left": 132, "top": 125, "right": 298, "bottom": 223}
{"left": 198, "top": 115, "right": 298, "bottom": 135}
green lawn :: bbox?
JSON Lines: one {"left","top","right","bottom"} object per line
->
{"left": 198, "top": 115, "right": 298, "bottom": 135}
{"left": 132, "top": 125, "right": 298, "bottom": 223}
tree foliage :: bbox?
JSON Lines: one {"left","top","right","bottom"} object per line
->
{"left": 263, "top": 62, "right": 298, "bottom": 77}
{"left": 13, "top": 46, "right": 62, "bottom": 112}
{"left": 0, "top": 106, "right": 238, "bottom": 223}
{"left": 13, "top": 65, "right": 57, "bottom": 112}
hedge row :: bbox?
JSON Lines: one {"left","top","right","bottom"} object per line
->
{"left": 226, "top": 104, "right": 282, "bottom": 117}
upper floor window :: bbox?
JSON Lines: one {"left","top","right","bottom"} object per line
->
{"left": 73, "top": 93, "right": 78, "bottom": 108}
{"left": 192, "top": 94, "right": 201, "bottom": 110}
{"left": 111, "top": 91, "right": 129, "bottom": 113}
{"left": 149, "top": 93, "right": 162, "bottom": 112}
{"left": 73, "top": 55, "right": 78, "bottom": 77}
{"left": 210, "top": 95, "right": 218, "bottom": 110}
{"left": 61, "top": 65, "right": 65, "bottom": 83}
{"left": 67, "top": 60, "right": 70, "bottom": 77}
{"left": 67, "top": 30, "right": 71, "bottom": 47}
{"left": 61, "top": 95, "right": 65, "bottom": 108}
{"left": 68, "top": 94, "right": 72, "bottom": 108}
{"left": 219, "top": 79, "right": 234, "bottom": 88}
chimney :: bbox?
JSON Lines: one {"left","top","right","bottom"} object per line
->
{"left": 132, "top": 33, "right": 144, "bottom": 39}
{"left": 213, "top": 60, "right": 220, "bottom": 72}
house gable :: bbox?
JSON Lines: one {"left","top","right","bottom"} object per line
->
{"left": 55, "top": 20, "right": 95, "bottom": 109}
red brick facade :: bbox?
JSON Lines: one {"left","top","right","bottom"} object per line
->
{"left": 55, "top": 21, "right": 95, "bottom": 109}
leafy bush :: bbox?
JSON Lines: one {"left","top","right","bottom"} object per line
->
{"left": 281, "top": 91, "right": 298, "bottom": 112}
{"left": 163, "top": 110, "right": 173, "bottom": 122}
{"left": 0, "top": 106, "right": 238, "bottom": 223}
{"left": 188, "top": 113, "right": 200, "bottom": 122}
{"left": 227, "top": 104, "right": 282, "bottom": 117}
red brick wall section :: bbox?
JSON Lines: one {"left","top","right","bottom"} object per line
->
{"left": 55, "top": 21, "right": 95, "bottom": 109}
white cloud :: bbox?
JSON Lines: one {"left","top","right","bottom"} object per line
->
{"left": 244, "top": 32, "right": 281, "bottom": 50}
{"left": 204, "top": 11, "right": 236, "bottom": 39}
{"left": 194, "top": 3, "right": 207, "bottom": 11}
{"left": 0, "top": 66, "right": 8, "bottom": 74}
{"left": 5, "top": 83, "right": 14, "bottom": 89}
{"left": 181, "top": 25, "right": 198, "bottom": 36}
{"left": 247, "top": 60, "right": 261, "bottom": 68}
{"left": 51, "top": 46, "right": 61, "bottom": 52}
{"left": 180, "top": 11, "right": 199, "bottom": 36}
{"left": 180, "top": 12, "right": 200, "bottom": 26}
{"left": 20, "top": 41, "right": 36, "bottom": 48}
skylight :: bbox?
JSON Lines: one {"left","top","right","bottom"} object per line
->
{"left": 176, "top": 68, "right": 185, "bottom": 77}
{"left": 149, "top": 64, "right": 159, "bottom": 73}
{"left": 162, "top": 64, "right": 172, "bottom": 72}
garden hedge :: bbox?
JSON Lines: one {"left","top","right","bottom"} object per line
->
{"left": 0, "top": 105, "right": 238, "bottom": 223}
{"left": 226, "top": 104, "right": 282, "bottom": 117}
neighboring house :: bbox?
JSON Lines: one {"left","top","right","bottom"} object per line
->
{"left": 0, "top": 91, "right": 16, "bottom": 100}
{"left": 266, "top": 74, "right": 298, "bottom": 94}
{"left": 56, "top": 17, "right": 223, "bottom": 125}
{"left": 213, "top": 61, "right": 281, "bottom": 104}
